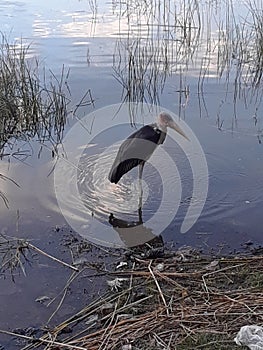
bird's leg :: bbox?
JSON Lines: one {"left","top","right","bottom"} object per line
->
{"left": 138, "top": 206, "right": 142, "bottom": 223}
{"left": 138, "top": 162, "right": 144, "bottom": 212}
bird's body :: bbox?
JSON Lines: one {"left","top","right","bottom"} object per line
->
{"left": 108, "top": 112, "right": 188, "bottom": 185}
{"left": 108, "top": 123, "right": 166, "bottom": 183}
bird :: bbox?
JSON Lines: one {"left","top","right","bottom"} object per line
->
{"left": 108, "top": 112, "right": 188, "bottom": 185}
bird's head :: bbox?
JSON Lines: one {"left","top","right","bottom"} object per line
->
{"left": 157, "top": 112, "right": 189, "bottom": 140}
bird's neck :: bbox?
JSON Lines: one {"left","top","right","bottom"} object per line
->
{"left": 155, "top": 121, "right": 167, "bottom": 133}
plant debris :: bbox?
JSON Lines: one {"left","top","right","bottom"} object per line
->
{"left": 2, "top": 247, "right": 262, "bottom": 349}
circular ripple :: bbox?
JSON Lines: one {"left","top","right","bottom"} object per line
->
{"left": 77, "top": 143, "right": 150, "bottom": 220}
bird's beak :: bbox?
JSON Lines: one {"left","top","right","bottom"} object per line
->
{"left": 170, "top": 121, "right": 189, "bottom": 141}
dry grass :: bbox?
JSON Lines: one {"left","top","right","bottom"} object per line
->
{"left": 113, "top": 0, "right": 263, "bottom": 119}
{"left": 0, "top": 233, "right": 31, "bottom": 278}
{"left": 0, "top": 233, "right": 79, "bottom": 281}
{"left": 113, "top": 0, "right": 201, "bottom": 110}
{"left": 0, "top": 34, "right": 95, "bottom": 207}
{"left": 5, "top": 250, "right": 263, "bottom": 349}
{"left": 0, "top": 34, "right": 70, "bottom": 207}
{"left": 0, "top": 35, "right": 70, "bottom": 157}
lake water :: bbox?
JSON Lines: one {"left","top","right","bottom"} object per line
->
{"left": 0, "top": 0, "right": 263, "bottom": 344}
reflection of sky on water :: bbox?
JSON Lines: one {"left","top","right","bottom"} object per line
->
{"left": 0, "top": 0, "right": 260, "bottom": 91}
{"left": 0, "top": 0, "right": 253, "bottom": 39}
{"left": 1, "top": 0, "right": 121, "bottom": 39}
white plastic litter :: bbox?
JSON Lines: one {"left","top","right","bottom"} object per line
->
{"left": 107, "top": 278, "right": 128, "bottom": 291}
{"left": 234, "top": 325, "right": 263, "bottom": 349}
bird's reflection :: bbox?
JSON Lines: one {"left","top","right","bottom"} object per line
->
{"left": 108, "top": 209, "right": 164, "bottom": 249}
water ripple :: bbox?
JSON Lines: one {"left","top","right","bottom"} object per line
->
{"left": 77, "top": 144, "right": 152, "bottom": 220}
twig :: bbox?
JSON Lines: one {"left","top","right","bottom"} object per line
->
{"left": 110, "top": 270, "right": 202, "bottom": 278}
{"left": 27, "top": 243, "right": 79, "bottom": 271}
{"left": 0, "top": 329, "right": 87, "bottom": 350}
{"left": 148, "top": 260, "right": 169, "bottom": 316}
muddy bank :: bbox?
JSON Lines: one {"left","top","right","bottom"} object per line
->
{"left": 0, "top": 227, "right": 262, "bottom": 349}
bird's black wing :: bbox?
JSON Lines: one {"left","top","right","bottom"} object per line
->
{"left": 108, "top": 124, "right": 166, "bottom": 183}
